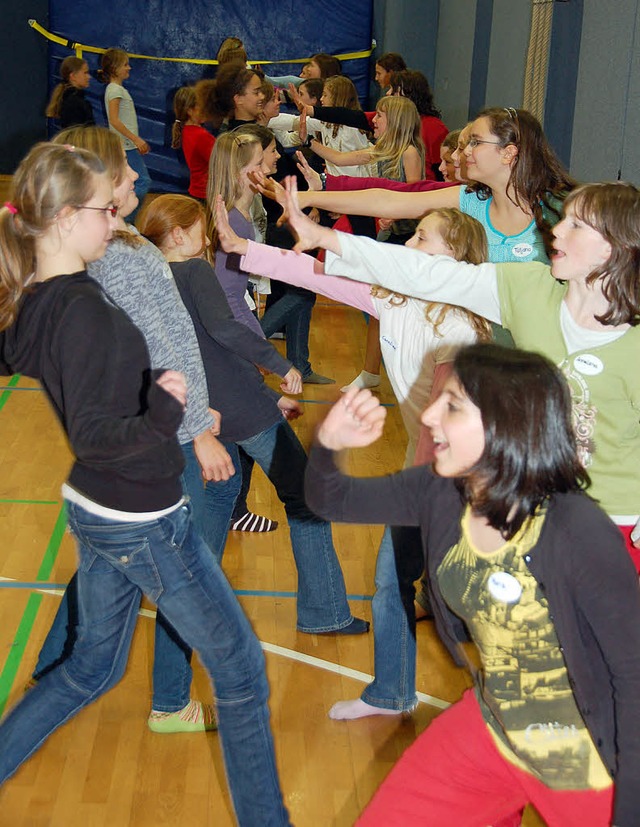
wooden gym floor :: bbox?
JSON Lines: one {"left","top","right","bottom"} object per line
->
{"left": 0, "top": 226, "right": 544, "bottom": 824}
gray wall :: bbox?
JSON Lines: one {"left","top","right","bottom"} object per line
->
{"left": 374, "top": 0, "right": 640, "bottom": 184}
{"left": 571, "top": 0, "right": 640, "bottom": 182}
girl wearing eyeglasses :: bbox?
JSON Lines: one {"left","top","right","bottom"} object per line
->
{"left": 295, "top": 107, "right": 576, "bottom": 266}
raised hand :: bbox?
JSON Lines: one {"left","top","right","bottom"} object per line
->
{"left": 299, "top": 106, "right": 308, "bottom": 143}
{"left": 283, "top": 176, "right": 341, "bottom": 255}
{"left": 317, "top": 388, "right": 386, "bottom": 451}
{"left": 215, "top": 195, "right": 249, "bottom": 255}
{"left": 288, "top": 82, "right": 304, "bottom": 113}
{"left": 295, "top": 151, "right": 323, "bottom": 191}
{"left": 248, "top": 170, "right": 286, "bottom": 207}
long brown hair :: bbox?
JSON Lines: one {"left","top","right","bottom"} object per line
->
{"left": 322, "top": 76, "right": 364, "bottom": 139}
{"left": 45, "top": 56, "right": 88, "bottom": 118}
{"left": 470, "top": 107, "right": 577, "bottom": 258}
{"left": 172, "top": 86, "right": 198, "bottom": 149}
{"left": 564, "top": 182, "right": 640, "bottom": 327}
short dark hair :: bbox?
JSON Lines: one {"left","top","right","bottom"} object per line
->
{"left": 310, "top": 53, "right": 342, "bottom": 78}
{"left": 376, "top": 52, "right": 407, "bottom": 73}
{"left": 234, "top": 123, "right": 274, "bottom": 149}
{"left": 453, "top": 344, "right": 590, "bottom": 538}
{"left": 389, "top": 69, "right": 441, "bottom": 118}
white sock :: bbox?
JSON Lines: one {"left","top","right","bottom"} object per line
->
{"left": 340, "top": 370, "right": 381, "bottom": 393}
{"left": 328, "top": 698, "right": 402, "bottom": 720}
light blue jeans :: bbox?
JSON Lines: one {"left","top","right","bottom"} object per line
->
{"left": 236, "top": 418, "right": 354, "bottom": 632}
{"left": 1, "top": 501, "right": 290, "bottom": 826}
{"left": 362, "top": 526, "right": 418, "bottom": 711}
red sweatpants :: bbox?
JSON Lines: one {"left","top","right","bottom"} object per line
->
{"left": 357, "top": 689, "right": 614, "bottom": 827}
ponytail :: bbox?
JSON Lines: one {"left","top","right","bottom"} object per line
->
{"left": 45, "top": 56, "right": 87, "bottom": 118}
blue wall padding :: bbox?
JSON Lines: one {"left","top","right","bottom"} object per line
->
{"left": 48, "top": 1, "right": 373, "bottom": 192}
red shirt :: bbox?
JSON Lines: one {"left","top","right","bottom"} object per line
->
{"left": 181, "top": 125, "right": 215, "bottom": 198}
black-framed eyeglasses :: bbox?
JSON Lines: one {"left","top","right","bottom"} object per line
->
{"left": 76, "top": 205, "right": 118, "bottom": 218}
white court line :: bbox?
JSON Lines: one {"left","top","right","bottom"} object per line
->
{"left": 2, "top": 577, "right": 450, "bottom": 711}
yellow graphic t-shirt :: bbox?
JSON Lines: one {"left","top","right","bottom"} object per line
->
{"left": 437, "top": 507, "right": 612, "bottom": 791}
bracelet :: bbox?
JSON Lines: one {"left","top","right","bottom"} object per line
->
{"left": 320, "top": 172, "right": 327, "bottom": 191}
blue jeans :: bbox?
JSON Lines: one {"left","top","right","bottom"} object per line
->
{"left": 361, "top": 526, "right": 418, "bottom": 711}
{"left": 237, "top": 419, "right": 354, "bottom": 632}
{"left": 260, "top": 286, "right": 315, "bottom": 378}
{"left": 125, "top": 148, "right": 151, "bottom": 222}
{"left": 1, "top": 501, "right": 290, "bottom": 826}
{"left": 34, "top": 441, "right": 242, "bottom": 712}
{"left": 150, "top": 440, "right": 242, "bottom": 710}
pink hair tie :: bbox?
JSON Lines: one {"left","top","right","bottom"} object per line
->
{"left": 63, "top": 144, "right": 76, "bottom": 152}
{"left": 3, "top": 201, "right": 18, "bottom": 215}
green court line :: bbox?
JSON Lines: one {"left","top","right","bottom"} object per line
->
{"left": 0, "top": 374, "right": 21, "bottom": 413}
{"left": 0, "top": 504, "right": 67, "bottom": 714}
{"left": 0, "top": 499, "right": 59, "bottom": 505}
{"left": 0, "top": 594, "right": 42, "bottom": 716}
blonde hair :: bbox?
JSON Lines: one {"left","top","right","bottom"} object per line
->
{"left": 172, "top": 86, "right": 198, "bottom": 149}
{"left": 206, "top": 130, "right": 262, "bottom": 256}
{"left": 45, "top": 56, "right": 87, "bottom": 118}
{"left": 371, "top": 208, "right": 492, "bottom": 340}
{"left": 370, "top": 96, "right": 424, "bottom": 181}
{"left": 53, "top": 125, "right": 126, "bottom": 185}
{"left": 138, "top": 194, "right": 206, "bottom": 255}
{"left": 322, "top": 76, "right": 364, "bottom": 139}
{"left": 0, "top": 143, "right": 105, "bottom": 330}
{"left": 98, "top": 48, "right": 128, "bottom": 83}
{"left": 52, "top": 126, "right": 142, "bottom": 247}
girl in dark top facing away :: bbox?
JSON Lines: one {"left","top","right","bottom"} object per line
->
{"left": 139, "top": 193, "right": 369, "bottom": 637}
{"left": 0, "top": 143, "right": 290, "bottom": 827}
{"left": 305, "top": 343, "right": 640, "bottom": 827}
{"left": 45, "top": 55, "right": 95, "bottom": 129}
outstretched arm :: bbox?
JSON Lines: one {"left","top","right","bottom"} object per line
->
{"left": 309, "top": 139, "right": 373, "bottom": 169}
{"left": 298, "top": 183, "right": 461, "bottom": 218}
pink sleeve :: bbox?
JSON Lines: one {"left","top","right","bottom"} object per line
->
{"left": 241, "top": 241, "right": 378, "bottom": 317}
{"left": 325, "top": 176, "right": 455, "bottom": 194}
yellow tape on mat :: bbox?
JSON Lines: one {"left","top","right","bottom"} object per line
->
{"left": 29, "top": 19, "right": 374, "bottom": 65}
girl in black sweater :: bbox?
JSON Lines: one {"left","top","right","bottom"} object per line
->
{"left": 0, "top": 143, "right": 289, "bottom": 826}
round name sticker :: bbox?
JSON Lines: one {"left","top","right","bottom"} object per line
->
{"left": 573, "top": 354, "right": 603, "bottom": 376}
{"left": 487, "top": 571, "right": 522, "bottom": 604}
{"left": 511, "top": 243, "right": 533, "bottom": 258}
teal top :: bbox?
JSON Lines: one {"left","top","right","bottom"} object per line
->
{"left": 459, "top": 188, "right": 562, "bottom": 264}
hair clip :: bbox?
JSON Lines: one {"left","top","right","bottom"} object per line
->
{"left": 174, "top": 118, "right": 181, "bottom": 124}
{"left": 63, "top": 144, "right": 76, "bottom": 152}
{"left": 504, "top": 107, "right": 518, "bottom": 120}
{"left": 3, "top": 201, "right": 18, "bottom": 215}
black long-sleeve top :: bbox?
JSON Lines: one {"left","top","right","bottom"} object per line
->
{"left": 60, "top": 86, "right": 96, "bottom": 129}
{"left": 170, "top": 259, "right": 292, "bottom": 442}
{"left": 305, "top": 443, "right": 640, "bottom": 826}
{"left": 0, "top": 273, "right": 184, "bottom": 510}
